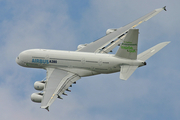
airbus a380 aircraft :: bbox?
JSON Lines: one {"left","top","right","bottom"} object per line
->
{"left": 16, "top": 6, "right": 169, "bottom": 111}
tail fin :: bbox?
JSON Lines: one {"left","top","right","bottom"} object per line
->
{"left": 115, "top": 29, "right": 139, "bottom": 60}
{"left": 119, "top": 41, "right": 170, "bottom": 80}
{"left": 137, "top": 42, "right": 170, "bottom": 61}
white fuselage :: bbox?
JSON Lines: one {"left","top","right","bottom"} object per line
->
{"left": 16, "top": 49, "right": 144, "bottom": 77}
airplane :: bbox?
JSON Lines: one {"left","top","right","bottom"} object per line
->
{"left": 16, "top": 6, "right": 169, "bottom": 111}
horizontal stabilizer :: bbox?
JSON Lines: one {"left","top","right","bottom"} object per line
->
{"left": 120, "top": 65, "right": 138, "bottom": 80}
{"left": 137, "top": 42, "right": 170, "bottom": 61}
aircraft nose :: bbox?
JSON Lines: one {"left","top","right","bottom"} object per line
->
{"left": 16, "top": 51, "right": 26, "bottom": 66}
{"left": 16, "top": 56, "right": 20, "bottom": 65}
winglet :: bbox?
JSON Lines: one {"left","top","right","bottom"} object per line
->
{"left": 45, "top": 106, "right": 49, "bottom": 112}
{"left": 163, "top": 6, "right": 167, "bottom": 11}
{"left": 41, "top": 106, "right": 49, "bottom": 111}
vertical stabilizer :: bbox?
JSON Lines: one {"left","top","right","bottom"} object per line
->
{"left": 115, "top": 29, "right": 139, "bottom": 59}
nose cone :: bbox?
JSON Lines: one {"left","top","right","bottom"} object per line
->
{"left": 16, "top": 51, "right": 26, "bottom": 66}
{"left": 16, "top": 56, "right": 21, "bottom": 65}
{"left": 16, "top": 56, "right": 24, "bottom": 66}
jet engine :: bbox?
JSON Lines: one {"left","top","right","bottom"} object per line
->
{"left": 34, "top": 81, "right": 45, "bottom": 91}
{"left": 77, "top": 44, "right": 87, "bottom": 50}
{"left": 31, "top": 93, "right": 43, "bottom": 103}
{"left": 106, "top": 28, "right": 117, "bottom": 35}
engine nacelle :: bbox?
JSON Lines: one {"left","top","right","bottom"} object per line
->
{"left": 31, "top": 93, "right": 43, "bottom": 103}
{"left": 106, "top": 28, "right": 117, "bottom": 35}
{"left": 34, "top": 81, "right": 45, "bottom": 91}
{"left": 77, "top": 44, "right": 87, "bottom": 50}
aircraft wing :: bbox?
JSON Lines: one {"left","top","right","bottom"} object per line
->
{"left": 40, "top": 68, "right": 80, "bottom": 111}
{"left": 77, "top": 6, "right": 166, "bottom": 53}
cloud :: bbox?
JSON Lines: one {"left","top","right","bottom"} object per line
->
{"left": 0, "top": 0, "right": 180, "bottom": 120}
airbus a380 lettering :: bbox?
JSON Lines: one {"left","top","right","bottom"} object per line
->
{"left": 16, "top": 6, "right": 169, "bottom": 111}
